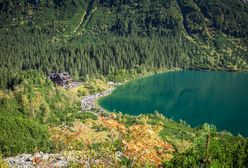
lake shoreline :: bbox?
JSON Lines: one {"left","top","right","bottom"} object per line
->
{"left": 81, "top": 68, "right": 248, "bottom": 117}
{"left": 81, "top": 87, "right": 116, "bottom": 112}
{"left": 81, "top": 68, "right": 182, "bottom": 113}
{"left": 98, "top": 70, "right": 248, "bottom": 136}
{"left": 5, "top": 69, "right": 248, "bottom": 167}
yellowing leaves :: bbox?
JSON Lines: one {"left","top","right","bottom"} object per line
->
{"left": 100, "top": 116, "right": 174, "bottom": 166}
{"left": 100, "top": 117, "right": 127, "bottom": 135}
{"left": 122, "top": 124, "right": 174, "bottom": 166}
{"left": 20, "top": 91, "right": 42, "bottom": 118}
{"left": 49, "top": 115, "right": 175, "bottom": 167}
{"left": 21, "top": 94, "right": 29, "bottom": 112}
{"left": 0, "top": 90, "right": 11, "bottom": 100}
{"left": 0, "top": 154, "right": 9, "bottom": 168}
{"left": 49, "top": 120, "right": 109, "bottom": 150}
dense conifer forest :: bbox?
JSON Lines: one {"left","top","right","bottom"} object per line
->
{"left": 0, "top": 0, "right": 248, "bottom": 167}
{"left": 0, "top": 0, "right": 248, "bottom": 89}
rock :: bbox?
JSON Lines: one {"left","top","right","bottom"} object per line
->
{"left": 56, "top": 156, "right": 64, "bottom": 161}
{"left": 41, "top": 154, "right": 49, "bottom": 160}
{"left": 5, "top": 152, "right": 70, "bottom": 168}
{"left": 53, "top": 160, "right": 68, "bottom": 167}
{"left": 115, "top": 151, "right": 123, "bottom": 158}
{"left": 81, "top": 87, "right": 115, "bottom": 112}
{"left": 25, "top": 157, "right": 32, "bottom": 162}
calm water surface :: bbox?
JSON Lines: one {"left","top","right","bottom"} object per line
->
{"left": 99, "top": 71, "right": 248, "bottom": 136}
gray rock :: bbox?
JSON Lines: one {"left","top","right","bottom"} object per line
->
{"left": 41, "top": 154, "right": 50, "bottom": 160}
{"left": 81, "top": 87, "right": 115, "bottom": 112}
{"left": 5, "top": 152, "right": 70, "bottom": 168}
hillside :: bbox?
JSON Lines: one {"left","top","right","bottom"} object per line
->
{"left": 1, "top": 0, "right": 248, "bottom": 167}
{"left": 0, "top": 71, "right": 248, "bottom": 167}
{"left": 0, "top": 0, "right": 248, "bottom": 89}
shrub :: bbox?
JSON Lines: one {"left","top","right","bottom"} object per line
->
{"left": 0, "top": 154, "right": 9, "bottom": 168}
{"left": 74, "top": 112, "right": 98, "bottom": 121}
{"left": 0, "top": 116, "right": 52, "bottom": 157}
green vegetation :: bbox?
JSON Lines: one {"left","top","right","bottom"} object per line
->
{"left": 0, "top": 70, "right": 248, "bottom": 167}
{"left": 0, "top": 154, "right": 9, "bottom": 168}
{"left": 164, "top": 124, "right": 248, "bottom": 167}
{"left": 0, "top": 0, "right": 248, "bottom": 89}
{"left": 0, "top": 70, "right": 81, "bottom": 124}
{"left": 0, "top": 70, "right": 109, "bottom": 157}
{"left": 0, "top": 116, "right": 51, "bottom": 157}
{"left": 0, "top": 0, "right": 248, "bottom": 167}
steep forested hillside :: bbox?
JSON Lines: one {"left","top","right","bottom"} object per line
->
{"left": 0, "top": 0, "right": 248, "bottom": 89}
{"left": 1, "top": 1, "right": 248, "bottom": 167}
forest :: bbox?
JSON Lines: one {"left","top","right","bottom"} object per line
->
{"left": 0, "top": 0, "right": 248, "bottom": 167}
{"left": 0, "top": 0, "right": 248, "bottom": 89}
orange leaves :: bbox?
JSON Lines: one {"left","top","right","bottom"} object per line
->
{"left": 121, "top": 124, "right": 174, "bottom": 166}
{"left": 100, "top": 116, "right": 175, "bottom": 166}
{"left": 100, "top": 116, "right": 127, "bottom": 134}
{"left": 32, "top": 156, "right": 42, "bottom": 165}
{"left": 49, "top": 120, "right": 109, "bottom": 150}
{"left": 49, "top": 116, "right": 175, "bottom": 166}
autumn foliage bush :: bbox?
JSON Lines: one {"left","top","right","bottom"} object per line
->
{"left": 101, "top": 116, "right": 174, "bottom": 166}
{"left": 49, "top": 115, "right": 175, "bottom": 167}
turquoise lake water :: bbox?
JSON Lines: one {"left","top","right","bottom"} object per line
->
{"left": 99, "top": 71, "right": 248, "bottom": 136}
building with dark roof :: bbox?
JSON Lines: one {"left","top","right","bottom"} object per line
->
{"left": 50, "top": 72, "right": 72, "bottom": 86}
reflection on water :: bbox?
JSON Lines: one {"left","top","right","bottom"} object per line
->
{"left": 99, "top": 71, "right": 248, "bottom": 136}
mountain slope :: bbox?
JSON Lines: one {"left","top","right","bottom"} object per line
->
{"left": 0, "top": 0, "right": 248, "bottom": 89}
{"left": 1, "top": 1, "right": 248, "bottom": 167}
{"left": 1, "top": 0, "right": 247, "bottom": 36}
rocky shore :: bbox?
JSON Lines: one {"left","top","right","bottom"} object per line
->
{"left": 81, "top": 87, "right": 114, "bottom": 112}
